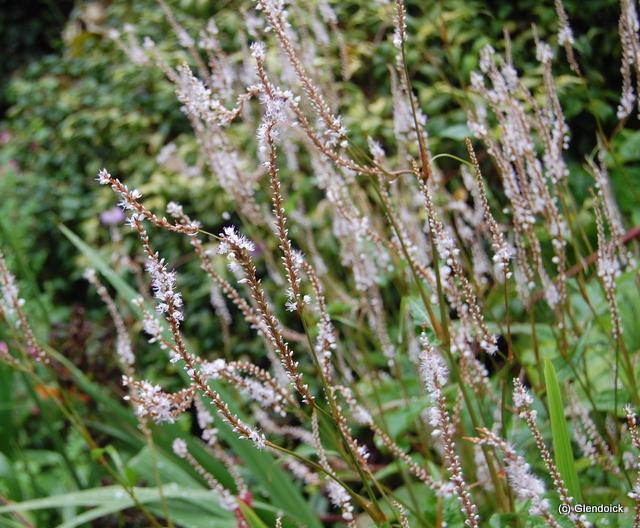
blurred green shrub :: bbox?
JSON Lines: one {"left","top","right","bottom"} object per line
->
{"left": 0, "top": 2, "right": 194, "bottom": 317}
{"left": 0, "top": 0, "right": 634, "bottom": 317}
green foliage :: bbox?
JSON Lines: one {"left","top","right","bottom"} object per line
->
{"left": 544, "top": 359, "right": 582, "bottom": 502}
{"left": 0, "top": 1, "right": 192, "bottom": 317}
{"left": 1, "top": 0, "right": 640, "bottom": 527}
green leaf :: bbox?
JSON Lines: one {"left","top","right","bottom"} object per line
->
{"left": 58, "top": 223, "right": 150, "bottom": 318}
{"left": 127, "top": 445, "right": 205, "bottom": 490}
{"left": 544, "top": 359, "right": 582, "bottom": 502}
{"left": 437, "top": 124, "right": 472, "bottom": 140}
{"left": 55, "top": 502, "right": 134, "bottom": 528}
{"left": 0, "top": 451, "right": 23, "bottom": 503}
{"left": 43, "top": 345, "right": 143, "bottom": 443}
{"left": 145, "top": 495, "right": 236, "bottom": 528}
{"left": 0, "top": 484, "right": 227, "bottom": 512}
{"left": 0, "top": 485, "right": 236, "bottom": 528}
{"left": 239, "top": 501, "right": 270, "bottom": 528}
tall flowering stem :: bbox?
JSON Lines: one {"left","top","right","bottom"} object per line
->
{"left": 99, "top": 170, "right": 267, "bottom": 450}
{"left": 618, "top": 0, "right": 640, "bottom": 119}
{"left": 553, "top": 0, "right": 580, "bottom": 74}
{"left": 421, "top": 335, "right": 480, "bottom": 528}
{"left": 0, "top": 252, "right": 47, "bottom": 364}
{"left": 420, "top": 179, "right": 498, "bottom": 356}
{"left": 513, "top": 379, "right": 589, "bottom": 528}
{"left": 591, "top": 189, "right": 623, "bottom": 342}
{"left": 589, "top": 187, "right": 638, "bottom": 402}
{"left": 248, "top": 43, "right": 312, "bottom": 314}
{"left": 470, "top": 429, "right": 563, "bottom": 527}
{"left": 172, "top": 438, "right": 240, "bottom": 514}
{"left": 625, "top": 406, "right": 640, "bottom": 528}
{"left": 217, "top": 226, "right": 313, "bottom": 405}
{"left": 83, "top": 269, "right": 135, "bottom": 373}
{"left": 255, "top": 0, "right": 347, "bottom": 148}
{"left": 96, "top": 169, "right": 199, "bottom": 236}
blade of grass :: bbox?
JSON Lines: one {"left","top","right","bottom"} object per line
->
{"left": 0, "top": 364, "right": 17, "bottom": 464}
{"left": 238, "top": 502, "right": 270, "bottom": 528}
{"left": 544, "top": 359, "right": 582, "bottom": 502}
{"left": 20, "top": 372, "right": 84, "bottom": 490}
{"left": 0, "top": 485, "right": 236, "bottom": 528}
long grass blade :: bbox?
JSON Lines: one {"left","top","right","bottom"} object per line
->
{"left": 544, "top": 359, "right": 582, "bottom": 502}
